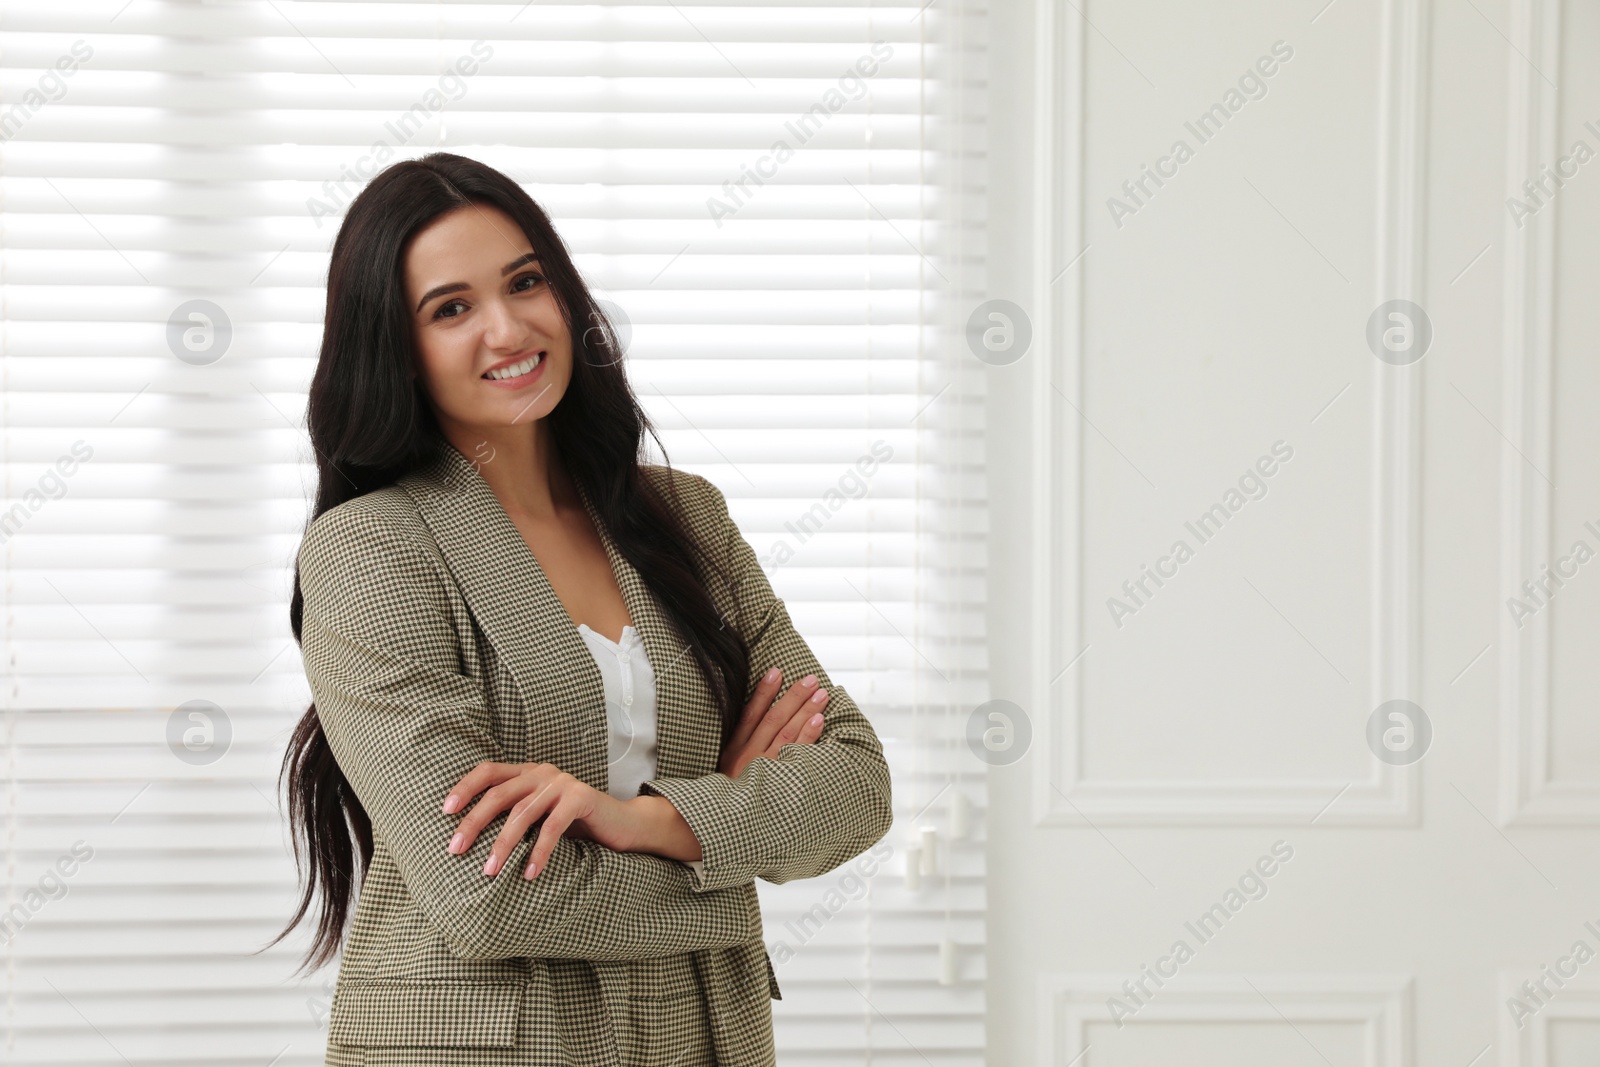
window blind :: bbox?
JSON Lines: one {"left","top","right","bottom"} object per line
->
{"left": 0, "top": 2, "right": 988, "bottom": 1063}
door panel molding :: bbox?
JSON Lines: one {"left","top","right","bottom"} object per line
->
{"left": 1496, "top": 0, "right": 1600, "bottom": 826}
{"left": 1030, "top": 0, "right": 1430, "bottom": 825}
{"left": 1037, "top": 973, "right": 1413, "bottom": 1065}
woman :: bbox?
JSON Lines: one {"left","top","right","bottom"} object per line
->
{"left": 269, "top": 153, "right": 894, "bottom": 1066}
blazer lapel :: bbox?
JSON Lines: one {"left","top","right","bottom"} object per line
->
{"left": 396, "top": 442, "right": 714, "bottom": 791}
{"left": 397, "top": 445, "right": 606, "bottom": 788}
{"left": 573, "top": 474, "right": 718, "bottom": 781}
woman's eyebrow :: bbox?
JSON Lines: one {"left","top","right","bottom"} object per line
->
{"left": 500, "top": 252, "right": 540, "bottom": 276}
{"left": 415, "top": 253, "right": 541, "bottom": 312}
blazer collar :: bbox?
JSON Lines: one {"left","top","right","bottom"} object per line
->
{"left": 395, "top": 439, "right": 713, "bottom": 787}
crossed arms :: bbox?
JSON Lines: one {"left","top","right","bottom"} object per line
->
{"left": 296, "top": 475, "right": 893, "bottom": 961}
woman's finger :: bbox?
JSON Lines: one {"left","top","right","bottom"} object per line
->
{"left": 458, "top": 761, "right": 518, "bottom": 798}
{"left": 766, "top": 689, "right": 829, "bottom": 759}
{"left": 718, "top": 667, "right": 783, "bottom": 775}
{"left": 448, "top": 765, "right": 555, "bottom": 857}
{"left": 524, "top": 794, "right": 585, "bottom": 879}
{"left": 746, "top": 674, "right": 821, "bottom": 756}
{"left": 441, "top": 760, "right": 516, "bottom": 814}
{"left": 726, "top": 666, "right": 783, "bottom": 757}
{"left": 796, "top": 706, "right": 827, "bottom": 744}
{"left": 481, "top": 780, "right": 561, "bottom": 876}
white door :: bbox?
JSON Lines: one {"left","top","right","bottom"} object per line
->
{"left": 985, "top": 0, "right": 1600, "bottom": 1063}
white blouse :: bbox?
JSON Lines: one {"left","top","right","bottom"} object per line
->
{"left": 575, "top": 622, "right": 707, "bottom": 886}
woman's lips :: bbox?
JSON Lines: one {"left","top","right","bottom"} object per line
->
{"left": 481, "top": 351, "right": 546, "bottom": 388}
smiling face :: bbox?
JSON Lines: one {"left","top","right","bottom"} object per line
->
{"left": 403, "top": 202, "right": 574, "bottom": 443}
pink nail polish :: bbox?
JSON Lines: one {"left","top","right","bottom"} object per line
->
{"left": 764, "top": 667, "right": 780, "bottom": 684}
{"left": 809, "top": 713, "right": 824, "bottom": 726}
{"left": 801, "top": 674, "right": 818, "bottom": 687}
{"left": 483, "top": 854, "right": 501, "bottom": 876}
{"left": 810, "top": 688, "right": 827, "bottom": 704}
{"left": 443, "top": 795, "right": 460, "bottom": 814}
{"left": 448, "top": 833, "right": 464, "bottom": 854}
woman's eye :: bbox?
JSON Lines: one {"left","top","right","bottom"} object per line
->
{"left": 431, "top": 274, "right": 540, "bottom": 320}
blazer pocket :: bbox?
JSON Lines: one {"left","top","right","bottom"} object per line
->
{"left": 726, "top": 939, "right": 781, "bottom": 1002}
{"left": 327, "top": 980, "right": 523, "bottom": 1049}
{"left": 762, "top": 945, "right": 783, "bottom": 1001}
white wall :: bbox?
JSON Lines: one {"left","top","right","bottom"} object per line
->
{"left": 986, "top": 0, "right": 1600, "bottom": 1061}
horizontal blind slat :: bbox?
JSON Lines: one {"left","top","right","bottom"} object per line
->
{"left": 2, "top": 2, "right": 986, "bottom": 1063}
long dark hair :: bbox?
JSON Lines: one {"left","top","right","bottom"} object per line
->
{"left": 264, "top": 152, "right": 750, "bottom": 975}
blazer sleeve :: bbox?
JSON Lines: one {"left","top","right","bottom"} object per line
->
{"left": 296, "top": 499, "right": 755, "bottom": 962}
{"left": 638, "top": 473, "right": 895, "bottom": 894}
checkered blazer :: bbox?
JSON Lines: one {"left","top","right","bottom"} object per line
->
{"left": 296, "top": 440, "right": 895, "bottom": 1066}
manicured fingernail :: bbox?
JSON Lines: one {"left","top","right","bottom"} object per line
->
{"left": 801, "top": 674, "right": 818, "bottom": 687}
{"left": 810, "top": 688, "right": 827, "bottom": 704}
{"left": 809, "top": 713, "right": 823, "bottom": 726}
{"left": 448, "top": 833, "right": 464, "bottom": 854}
{"left": 442, "top": 795, "right": 460, "bottom": 814}
{"left": 483, "top": 853, "right": 501, "bottom": 876}
{"left": 524, "top": 861, "right": 539, "bottom": 879}
{"left": 764, "top": 667, "right": 780, "bottom": 684}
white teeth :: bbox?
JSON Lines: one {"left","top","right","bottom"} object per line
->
{"left": 485, "top": 353, "right": 543, "bottom": 380}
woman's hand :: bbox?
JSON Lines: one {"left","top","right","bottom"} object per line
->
{"left": 718, "top": 667, "right": 830, "bottom": 780}
{"left": 441, "top": 762, "right": 637, "bottom": 879}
